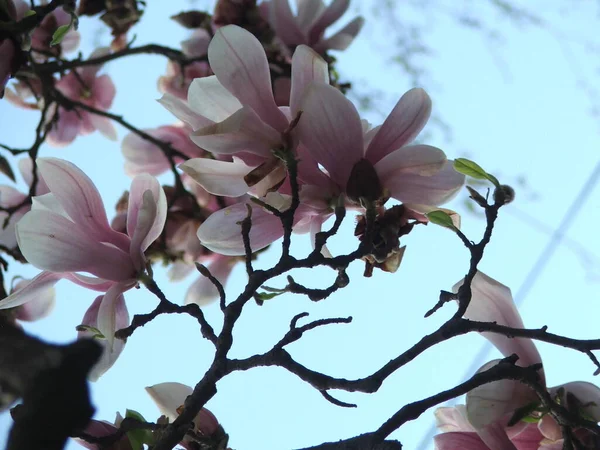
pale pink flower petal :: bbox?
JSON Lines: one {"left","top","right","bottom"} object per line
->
{"left": 36, "top": 158, "right": 119, "bottom": 245}
{"left": 0, "top": 271, "right": 62, "bottom": 310}
{"left": 190, "top": 106, "right": 281, "bottom": 157}
{"left": 454, "top": 272, "right": 543, "bottom": 370}
{"left": 290, "top": 45, "right": 328, "bottom": 114}
{"left": 158, "top": 93, "right": 209, "bottom": 130}
{"left": 47, "top": 109, "right": 81, "bottom": 147}
{"left": 181, "top": 29, "right": 211, "bottom": 57}
{"left": 315, "top": 16, "right": 364, "bottom": 52}
{"left": 435, "top": 406, "right": 477, "bottom": 433}
{"left": 185, "top": 255, "right": 234, "bottom": 306}
{"left": 180, "top": 158, "right": 251, "bottom": 197}
{"left": 12, "top": 278, "right": 56, "bottom": 321}
{"left": 296, "top": 0, "right": 326, "bottom": 29}
{"left": 197, "top": 201, "right": 284, "bottom": 255}
{"left": 146, "top": 382, "right": 193, "bottom": 421}
{"left": 92, "top": 74, "right": 116, "bottom": 110}
{"left": 434, "top": 432, "right": 495, "bottom": 450}
{"left": 168, "top": 261, "right": 195, "bottom": 282}
{"left": 365, "top": 88, "right": 432, "bottom": 164}
{"left": 89, "top": 114, "right": 118, "bottom": 141}
{"left": 80, "top": 289, "right": 130, "bottom": 381}
{"left": 16, "top": 210, "right": 135, "bottom": 281}
{"left": 75, "top": 419, "right": 132, "bottom": 450}
{"left": 297, "top": 82, "right": 363, "bottom": 187}
{"left": 307, "top": 0, "right": 350, "bottom": 44}
{"left": 382, "top": 160, "right": 465, "bottom": 206}
{"left": 374, "top": 144, "right": 447, "bottom": 180}
{"left": 268, "top": 0, "right": 306, "bottom": 46}
{"left": 188, "top": 76, "right": 242, "bottom": 123}
{"left": 466, "top": 360, "right": 538, "bottom": 431}
{"left": 127, "top": 175, "right": 167, "bottom": 269}
{"left": 208, "top": 25, "right": 288, "bottom": 131}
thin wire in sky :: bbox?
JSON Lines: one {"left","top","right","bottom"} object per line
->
{"left": 415, "top": 158, "right": 600, "bottom": 450}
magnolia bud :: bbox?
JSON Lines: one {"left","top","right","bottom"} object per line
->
{"left": 493, "top": 184, "right": 515, "bottom": 205}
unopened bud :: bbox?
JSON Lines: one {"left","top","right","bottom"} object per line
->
{"left": 493, "top": 184, "right": 515, "bottom": 205}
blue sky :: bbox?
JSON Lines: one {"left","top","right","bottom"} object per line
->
{"left": 0, "top": 1, "right": 599, "bottom": 449}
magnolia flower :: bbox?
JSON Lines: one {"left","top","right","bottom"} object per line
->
{"left": 433, "top": 272, "right": 600, "bottom": 450}
{"left": 0, "top": 157, "right": 49, "bottom": 250}
{"left": 163, "top": 24, "right": 329, "bottom": 197}
{"left": 121, "top": 124, "right": 205, "bottom": 176}
{"left": 48, "top": 48, "right": 117, "bottom": 147}
{"left": 0, "top": 157, "right": 167, "bottom": 379}
{"left": 260, "top": 0, "right": 364, "bottom": 53}
{"left": 297, "top": 83, "right": 464, "bottom": 207}
{"left": 146, "top": 382, "right": 221, "bottom": 449}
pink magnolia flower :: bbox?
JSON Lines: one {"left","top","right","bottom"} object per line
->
{"left": 433, "top": 272, "right": 600, "bottom": 450}
{"left": 48, "top": 48, "right": 117, "bottom": 147}
{"left": 260, "top": 0, "right": 364, "bottom": 53}
{"left": 0, "top": 157, "right": 167, "bottom": 379}
{"left": 297, "top": 83, "right": 465, "bottom": 207}
{"left": 0, "top": 157, "right": 49, "bottom": 250}
{"left": 163, "top": 24, "right": 329, "bottom": 197}
{"left": 146, "top": 382, "right": 221, "bottom": 449}
{"left": 121, "top": 124, "right": 205, "bottom": 176}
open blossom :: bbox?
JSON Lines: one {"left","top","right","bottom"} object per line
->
{"left": 163, "top": 24, "right": 328, "bottom": 197}
{"left": 48, "top": 48, "right": 117, "bottom": 147}
{"left": 434, "top": 272, "right": 600, "bottom": 450}
{"left": 0, "top": 157, "right": 166, "bottom": 379}
{"left": 297, "top": 83, "right": 465, "bottom": 207}
{"left": 260, "top": 0, "right": 364, "bottom": 53}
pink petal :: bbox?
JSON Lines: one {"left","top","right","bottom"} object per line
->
{"left": 158, "top": 93, "right": 211, "bottom": 130}
{"left": 296, "top": 0, "right": 326, "bottom": 30}
{"left": 89, "top": 114, "right": 117, "bottom": 141}
{"left": 434, "top": 432, "right": 492, "bottom": 450}
{"left": 190, "top": 106, "right": 281, "bottom": 157}
{"left": 308, "top": 0, "right": 350, "bottom": 44}
{"left": 185, "top": 255, "right": 234, "bottom": 306}
{"left": 197, "top": 201, "right": 284, "bottom": 255}
{"left": 167, "top": 261, "right": 195, "bottom": 281}
{"left": 0, "top": 271, "right": 62, "bottom": 310}
{"left": 208, "top": 25, "right": 288, "bottom": 131}
{"left": 180, "top": 158, "right": 251, "bottom": 197}
{"left": 12, "top": 277, "right": 56, "bottom": 321}
{"left": 188, "top": 76, "right": 243, "bottom": 123}
{"left": 60, "top": 30, "right": 81, "bottom": 54}
{"left": 127, "top": 175, "right": 167, "bottom": 269}
{"left": 435, "top": 406, "right": 476, "bottom": 433}
{"left": 315, "top": 16, "right": 364, "bottom": 52}
{"left": 382, "top": 160, "right": 465, "bottom": 206}
{"left": 296, "top": 82, "right": 363, "bottom": 187}
{"left": 93, "top": 74, "right": 116, "bottom": 110}
{"left": 80, "top": 288, "right": 130, "bottom": 381}
{"left": 374, "top": 144, "right": 447, "bottom": 179}
{"left": 37, "top": 158, "right": 127, "bottom": 249}
{"left": 16, "top": 210, "right": 135, "bottom": 281}
{"left": 290, "top": 45, "right": 329, "bottom": 115}
{"left": 181, "top": 29, "right": 210, "bottom": 57}
{"left": 268, "top": 0, "right": 307, "bottom": 46}
{"left": 365, "top": 88, "right": 432, "bottom": 164}
{"left": 466, "top": 360, "right": 538, "bottom": 432}
{"left": 146, "top": 382, "right": 193, "bottom": 421}
{"left": 454, "top": 272, "right": 543, "bottom": 370}
{"left": 47, "top": 109, "right": 81, "bottom": 147}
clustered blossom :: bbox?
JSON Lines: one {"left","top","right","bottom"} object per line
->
{"left": 0, "top": 157, "right": 166, "bottom": 379}
{"left": 434, "top": 272, "right": 600, "bottom": 450}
